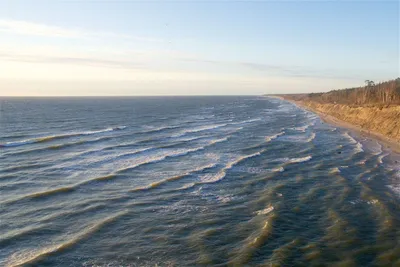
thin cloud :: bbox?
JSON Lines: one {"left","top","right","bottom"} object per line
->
{"left": 0, "top": 53, "right": 142, "bottom": 70}
{"left": 0, "top": 19, "right": 163, "bottom": 42}
{"left": 179, "top": 57, "right": 361, "bottom": 80}
{"left": 0, "top": 19, "right": 83, "bottom": 38}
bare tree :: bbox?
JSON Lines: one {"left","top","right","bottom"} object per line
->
{"left": 305, "top": 78, "right": 400, "bottom": 105}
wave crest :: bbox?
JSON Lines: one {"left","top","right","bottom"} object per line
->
{"left": 265, "top": 131, "right": 285, "bottom": 142}
{"left": 1, "top": 126, "right": 126, "bottom": 148}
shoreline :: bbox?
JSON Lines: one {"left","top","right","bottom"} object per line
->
{"left": 271, "top": 96, "right": 400, "bottom": 154}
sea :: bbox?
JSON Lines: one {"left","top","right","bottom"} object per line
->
{"left": 0, "top": 96, "right": 399, "bottom": 266}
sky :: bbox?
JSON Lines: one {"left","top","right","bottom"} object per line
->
{"left": 0, "top": 1, "right": 398, "bottom": 96}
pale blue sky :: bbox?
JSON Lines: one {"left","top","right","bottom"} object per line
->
{"left": 0, "top": 1, "right": 398, "bottom": 96}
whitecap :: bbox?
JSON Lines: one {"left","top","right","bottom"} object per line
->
{"left": 378, "top": 153, "right": 389, "bottom": 164}
{"left": 306, "top": 132, "right": 316, "bottom": 142}
{"left": 265, "top": 131, "right": 285, "bottom": 142}
{"left": 255, "top": 206, "right": 274, "bottom": 215}
{"left": 289, "top": 125, "right": 310, "bottom": 132}
{"left": 329, "top": 167, "right": 341, "bottom": 174}
{"left": 354, "top": 142, "right": 364, "bottom": 153}
{"left": 287, "top": 156, "right": 312, "bottom": 164}
{"left": 343, "top": 132, "right": 357, "bottom": 144}
{"left": 199, "top": 150, "right": 265, "bottom": 184}
{"left": 0, "top": 126, "right": 126, "bottom": 148}
{"left": 172, "top": 124, "right": 228, "bottom": 137}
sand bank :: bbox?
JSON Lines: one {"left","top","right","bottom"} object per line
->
{"left": 272, "top": 96, "right": 400, "bottom": 154}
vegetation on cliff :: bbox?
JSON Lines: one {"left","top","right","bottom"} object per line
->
{"left": 284, "top": 78, "right": 400, "bottom": 106}
{"left": 276, "top": 78, "right": 400, "bottom": 142}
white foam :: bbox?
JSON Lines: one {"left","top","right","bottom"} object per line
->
{"left": 131, "top": 162, "right": 218, "bottom": 191}
{"left": 342, "top": 132, "right": 364, "bottom": 153}
{"left": 172, "top": 124, "right": 227, "bottom": 137}
{"left": 199, "top": 171, "right": 227, "bottom": 184}
{"left": 343, "top": 132, "right": 357, "bottom": 144}
{"left": 138, "top": 125, "right": 179, "bottom": 134}
{"left": 216, "top": 195, "right": 235, "bottom": 203}
{"left": 387, "top": 185, "right": 400, "bottom": 196}
{"left": 287, "top": 155, "right": 312, "bottom": 164}
{"left": 354, "top": 142, "right": 364, "bottom": 153}
{"left": 114, "top": 147, "right": 205, "bottom": 173}
{"left": 200, "top": 150, "right": 265, "bottom": 184}
{"left": 329, "top": 167, "right": 341, "bottom": 174}
{"left": 177, "top": 182, "right": 196, "bottom": 190}
{"left": 230, "top": 118, "right": 262, "bottom": 125}
{"left": 176, "top": 135, "right": 207, "bottom": 142}
{"left": 1, "top": 126, "right": 126, "bottom": 148}
{"left": 278, "top": 132, "right": 316, "bottom": 143}
{"left": 306, "top": 132, "right": 316, "bottom": 142}
{"left": 272, "top": 167, "right": 285, "bottom": 172}
{"left": 255, "top": 206, "right": 274, "bottom": 215}
{"left": 290, "top": 125, "right": 310, "bottom": 132}
{"left": 226, "top": 150, "right": 265, "bottom": 169}
{"left": 350, "top": 199, "right": 379, "bottom": 205}
{"left": 378, "top": 153, "right": 389, "bottom": 164}
{"left": 209, "top": 136, "right": 230, "bottom": 145}
{"left": 5, "top": 211, "right": 128, "bottom": 267}
{"left": 367, "top": 141, "right": 383, "bottom": 155}
{"left": 265, "top": 131, "right": 285, "bottom": 142}
{"left": 113, "top": 137, "right": 227, "bottom": 173}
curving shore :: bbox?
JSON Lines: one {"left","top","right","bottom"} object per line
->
{"left": 278, "top": 96, "right": 400, "bottom": 154}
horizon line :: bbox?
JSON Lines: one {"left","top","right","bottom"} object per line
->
{"left": 0, "top": 94, "right": 264, "bottom": 98}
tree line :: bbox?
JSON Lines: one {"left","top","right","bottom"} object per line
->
{"left": 305, "top": 78, "right": 400, "bottom": 106}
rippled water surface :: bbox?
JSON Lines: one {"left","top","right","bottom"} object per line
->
{"left": 1, "top": 96, "right": 399, "bottom": 266}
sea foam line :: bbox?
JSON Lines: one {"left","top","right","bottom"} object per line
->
{"left": 354, "top": 142, "right": 364, "bottom": 153}
{"left": 343, "top": 132, "right": 364, "bottom": 154}
{"left": 5, "top": 211, "right": 128, "bottom": 267}
{"left": 287, "top": 155, "right": 312, "bottom": 163}
{"left": 265, "top": 131, "right": 285, "bottom": 142}
{"left": 129, "top": 162, "right": 218, "bottom": 192}
{"left": 136, "top": 125, "right": 180, "bottom": 134}
{"left": 0, "top": 126, "right": 126, "bottom": 148}
{"left": 229, "top": 118, "right": 262, "bottom": 125}
{"left": 1, "top": 137, "right": 230, "bottom": 204}
{"left": 178, "top": 150, "right": 267, "bottom": 189}
{"left": 378, "top": 153, "right": 389, "bottom": 164}
{"left": 343, "top": 132, "right": 357, "bottom": 144}
{"left": 306, "top": 132, "right": 316, "bottom": 142}
{"left": 115, "top": 136, "right": 229, "bottom": 174}
{"left": 172, "top": 123, "right": 228, "bottom": 137}
{"left": 289, "top": 125, "right": 310, "bottom": 132}
{"left": 199, "top": 150, "right": 266, "bottom": 184}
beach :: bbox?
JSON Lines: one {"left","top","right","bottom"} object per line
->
{"left": 275, "top": 96, "right": 400, "bottom": 155}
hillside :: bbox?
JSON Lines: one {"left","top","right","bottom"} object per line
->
{"left": 276, "top": 78, "right": 400, "bottom": 144}
{"left": 283, "top": 78, "right": 400, "bottom": 106}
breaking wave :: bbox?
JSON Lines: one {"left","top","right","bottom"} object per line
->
{"left": 287, "top": 155, "right": 312, "bottom": 164}
{"left": 265, "top": 131, "right": 285, "bottom": 142}
{"left": 306, "top": 132, "right": 316, "bottom": 142}
{"left": 172, "top": 124, "right": 228, "bottom": 137}
{"left": 199, "top": 150, "right": 265, "bottom": 184}
{"left": 5, "top": 211, "right": 128, "bottom": 267}
{"left": 289, "top": 125, "right": 310, "bottom": 132}
{"left": 130, "top": 163, "right": 218, "bottom": 192}
{"left": 0, "top": 126, "right": 126, "bottom": 148}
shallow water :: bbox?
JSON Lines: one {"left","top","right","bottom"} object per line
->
{"left": 0, "top": 96, "right": 399, "bottom": 266}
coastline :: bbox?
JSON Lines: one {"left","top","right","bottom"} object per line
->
{"left": 271, "top": 96, "right": 400, "bottom": 154}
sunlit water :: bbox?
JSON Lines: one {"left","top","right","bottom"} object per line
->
{"left": 1, "top": 96, "right": 399, "bottom": 266}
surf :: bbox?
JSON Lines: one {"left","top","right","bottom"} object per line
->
{"left": 0, "top": 126, "right": 126, "bottom": 148}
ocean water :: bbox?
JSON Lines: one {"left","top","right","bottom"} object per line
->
{"left": 0, "top": 96, "right": 399, "bottom": 266}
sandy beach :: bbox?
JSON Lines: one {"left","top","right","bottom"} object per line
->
{"left": 273, "top": 96, "right": 400, "bottom": 154}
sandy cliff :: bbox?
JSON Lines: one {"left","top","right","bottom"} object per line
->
{"left": 296, "top": 101, "right": 400, "bottom": 142}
